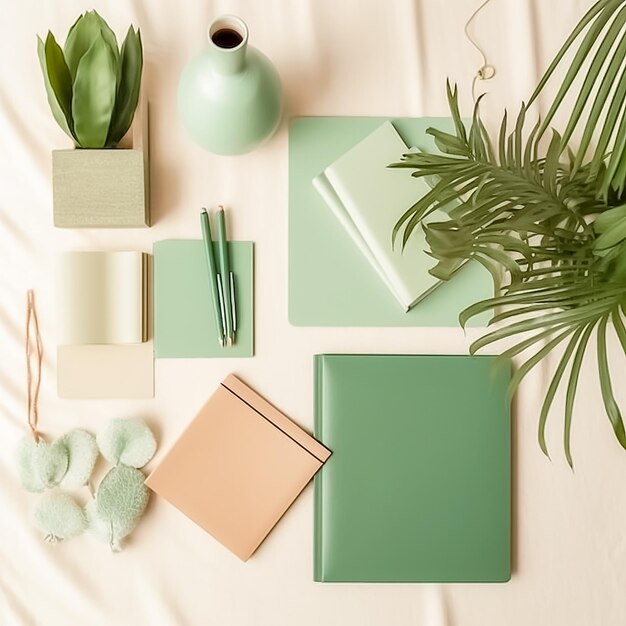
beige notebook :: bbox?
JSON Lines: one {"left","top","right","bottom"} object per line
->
{"left": 146, "top": 374, "right": 331, "bottom": 561}
{"left": 57, "top": 251, "right": 147, "bottom": 345}
{"left": 57, "top": 342, "right": 154, "bottom": 399}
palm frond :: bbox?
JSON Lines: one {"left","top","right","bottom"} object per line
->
{"left": 392, "top": 0, "right": 626, "bottom": 463}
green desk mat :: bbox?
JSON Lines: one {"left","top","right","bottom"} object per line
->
{"left": 154, "top": 240, "right": 254, "bottom": 358}
{"left": 288, "top": 117, "right": 492, "bottom": 327}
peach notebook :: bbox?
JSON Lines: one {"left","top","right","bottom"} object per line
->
{"left": 146, "top": 374, "right": 331, "bottom": 560}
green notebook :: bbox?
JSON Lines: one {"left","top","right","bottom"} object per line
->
{"left": 314, "top": 354, "right": 511, "bottom": 583}
{"left": 154, "top": 240, "right": 254, "bottom": 358}
{"left": 289, "top": 117, "right": 493, "bottom": 327}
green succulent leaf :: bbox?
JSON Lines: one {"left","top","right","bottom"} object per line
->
{"left": 37, "top": 32, "right": 74, "bottom": 142}
{"left": 64, "top": 10, "right": 119, "bottom": 80}
{"left": 107, "top": 27, "right": 143, "bottom": 146}
{"left": 72, "top": 32, "right": 117, "bottom": 148}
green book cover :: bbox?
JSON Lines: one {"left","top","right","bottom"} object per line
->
{"left": 314, "top": 354, "right": 511, "bottom": 583}
{"left": 313, "top": 121, "right": 445, "bottom": 311}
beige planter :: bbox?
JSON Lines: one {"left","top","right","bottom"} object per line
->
{"left": 52, "top": 100, "right": 150, "bottom": 228}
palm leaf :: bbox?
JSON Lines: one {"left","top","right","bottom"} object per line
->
{"left": 391, "top": 0, "right": 626, "bottom": 463}
{"left": 538, "top": 326, "right": 586, "bottom": 456}
{"left": 392, "top": 0, "right": 626, "bottom": 465}
{"left": 597, "top": 313, "right": 626, "bottom": 449}
{"left": 563, "top": 323, "right": 596, "bottom": 468}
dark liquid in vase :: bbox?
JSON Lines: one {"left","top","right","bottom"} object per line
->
{"left": 212, "top": 28, "right": 243, "bottom": 49}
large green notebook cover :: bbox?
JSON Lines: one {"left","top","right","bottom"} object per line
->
{"left": 314, "top": 354, "right": 511, "bottom": 583}
{"left": 154, "top": 240, "right": 254, "bottom": 358}
{"left": 289, "top": 117, "right": 493, "bottom": 327}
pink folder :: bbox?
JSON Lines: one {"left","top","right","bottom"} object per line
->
{"left": 146, "top": 374, "right": 331, "bottom": 560}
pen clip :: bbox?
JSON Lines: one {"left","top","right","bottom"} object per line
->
{"left": 229, "top": 271, "right": 237, "bottom": 337}
{"left": 216, "top": 274, "right": 227, "bottom": 347}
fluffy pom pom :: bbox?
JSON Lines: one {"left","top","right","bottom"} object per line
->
{"left": 34, "top": 441, "right": 70, "bottom": 488}
{"left": 88, "top": 465, "right": 149, "bottom": 551}
{"left": 97, "top": 418, "right": 156, "bottom": 468}
{"left": 58, "top": 429, "right": 98, "bottom": 489}
{"left": 32, "top": 492, "right": 87, "bottom": 542}
{"left": 16, "top": 437, "right": 45, "bottom": 492}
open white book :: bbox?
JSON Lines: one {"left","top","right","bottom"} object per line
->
{"left": 57, "top": 251, "right": 147, "bottom": 345}
{"left": 313, "top": 121, "right": 446, "bottom": 311}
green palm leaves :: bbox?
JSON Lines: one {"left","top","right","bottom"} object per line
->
{"left": 393, "top": 0, "right": 626, "bottom": 465}
{"left": 37, "top": 11, "right": 142, "bottom": 148}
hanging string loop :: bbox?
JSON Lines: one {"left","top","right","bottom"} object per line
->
{"left": 25, "top": 289, "right": 43, "bottom": 442}
{"left": 464, "top": 0, "right": 497, "bottom": 102}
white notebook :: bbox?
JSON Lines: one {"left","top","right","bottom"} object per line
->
{"left": 57, "top": 251, "right": 147, "bottom": 345}
{"left": 313, "top": 121, "right": 446, "bottom": 311}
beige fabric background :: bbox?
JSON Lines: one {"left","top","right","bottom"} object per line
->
{"left": 1, "top": 1, "right": 625, "bottom": 624}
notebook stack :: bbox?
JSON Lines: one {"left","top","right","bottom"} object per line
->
{"left": 313, "top": 121, "right": 446, "bottom": 311}
{"left": 288, "top": 116, "right": 493, "bottom": 327}
{"left": 56, "top": 250, "right": 153, "bottom": 398}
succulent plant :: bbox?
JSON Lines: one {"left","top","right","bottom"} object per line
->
{"left": 37, "top": 10, "right": 143, "bottom": 149}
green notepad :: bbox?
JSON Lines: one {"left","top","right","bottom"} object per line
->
{"left": 154, "top": 240, "right": 254, "bottom": 358}
{"left": 314, "top": 354, "right": 511, "bottom": 583}
{"left": 289, "top": 117, "right": 493, "bottom": 326}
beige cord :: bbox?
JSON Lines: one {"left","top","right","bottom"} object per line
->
{"left": 464, "top": 0, "right": 496, "bottom": 101}
{"left": 26, "top": 289, "right": 43, "bottom": 442}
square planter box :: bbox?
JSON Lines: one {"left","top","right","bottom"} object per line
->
{"left": 52, "top": 101, "right": 150, "bottom": 228}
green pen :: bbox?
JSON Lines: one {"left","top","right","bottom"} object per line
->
{"left": 200, "top": 209, "right": 226, "bottom": 347}
{"left": 216, "top": 206, "right": 234, "bottom": 346}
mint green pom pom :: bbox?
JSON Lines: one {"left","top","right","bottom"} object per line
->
{"left": 16, "top": 438, "right": 69, "bottom": 491}
{"left": 97, "top": 418, "right": 156, "bottom": 468}
{"left": 16, "top": 438, "right": 46, "bottom": 492}
{"left": 88, "top": 465, "right": 149, "bottom": 551}
{"left": 34, "top": 441, "right": 69, "bottom": 488}
{"left": 58, "top": 430, "right": 98, "bottom": 489}
{"left": 16, "top": 431, "right": 97, "bottom": 492}
{"left": 32, "top": 492, "right": 87, "bottom": 542}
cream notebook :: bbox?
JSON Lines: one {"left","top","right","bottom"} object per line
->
{"left": 57, "top": 251, "right": 147, "bottom": 345}
{"left": 57, "top": 343, "right": 154, "bottom": 399}
{"left": 313, "top": 121, "right": 447, "bottom": 311}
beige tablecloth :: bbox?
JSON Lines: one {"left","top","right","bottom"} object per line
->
{"left": 1, "top": 1, "right": 625, "bottom": 624}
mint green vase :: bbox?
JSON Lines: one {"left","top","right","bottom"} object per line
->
{"left": 178, "top": 15, "right": 282, "bottom": 155}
